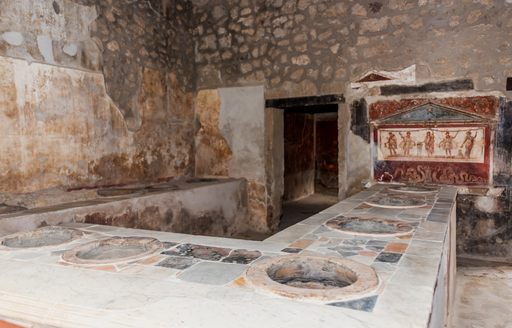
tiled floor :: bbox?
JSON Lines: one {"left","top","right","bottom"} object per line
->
{"left": 451, "top": 266, "right": 512, "bottom": 328}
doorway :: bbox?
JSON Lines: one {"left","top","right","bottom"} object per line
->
{"left": 280, "top": 104, "right": 339, "bottom": 229}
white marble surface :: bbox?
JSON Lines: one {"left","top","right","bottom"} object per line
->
{"left": 0, "top": 184, "right": 458, "bottom": 328}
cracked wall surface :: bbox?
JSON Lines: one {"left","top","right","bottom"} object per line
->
{"left": 0, "top": 0, "right": 195, "bottom": 193}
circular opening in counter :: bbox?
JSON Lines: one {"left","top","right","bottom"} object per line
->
{"left": 61, "top": 237, "right": 163, "bottom": 266}
{"left": 267, "top": 258, "right": 357, "bottom": 289}
{"left": 325, "top": 216, "right": 415, "bottom": 237}
{"left": 246, "top": 255, "right": 379, "bottom": 302}
{"left": 364, "top": 196, "right": 427, "bottom": 209}
{"left": 388, "top": 185, "right": 438, "bottom": 194}
{"left": 0, "top": 226, "right": 84, "bottom": 249}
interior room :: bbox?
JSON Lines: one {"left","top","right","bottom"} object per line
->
{"left": 280, "top": 103, "right": 340, "bottom": 230}
{"left": 0, "top": 1, "right": 510, "bottom": 327}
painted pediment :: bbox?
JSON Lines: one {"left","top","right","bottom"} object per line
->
{"left": 377, "top": 103, "right": 484, "bottom": 124}
{"left": 357, "top": 73, "right": 392, "bottom": 83}
{"left": 351, "top": 65, "right": 416, "bottom": 89}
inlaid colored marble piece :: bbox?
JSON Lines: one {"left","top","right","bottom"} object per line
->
{"left": 140, "top": 255, "right": 166, "bottom": 265}
{"left": 281, "top": 248, "right": 302, "bottom": 254}
{"left": 375, "top": 252, "right": 402, "bottom": 264}
{"left": 178, "top": 262, "right": 246, "bottom": 285}
{"left": 359, "top": 250, "right": 378, "bottom": 257}
{"left": 364, "top": 196, "right": 427, "bottom": 209}
{"left": 366, "top": 245, "right": 385, "bottom": 252}
{"left": 162, "top": 243, "right": 231, "bottom": 261}
{"left": 329, "top": 245, "right": 364, "bottom": 257}
{"left": 162, "top": 242, "right": 179, "bottom": 249}
{"left": 325, "top": 216, "right": 415, "bottom": 237}
{"left": 328, "top": 295, "right": 378, "bottom": 312}
{"left": 384, "top": 242, "right": 408, "bottom": 254}
{"left": 342, "top": 239, "right": 368, "bottom": 246}
{"left": 222, "top": 249, "right": 262, "bottom": 264}
{"left": 366, "top": 240, "right": 388, "bottom": 247}
{"left": 365, "top": 240, "right": 388, "bottom": 252}
{"left": 157, "top": 256, "right": 198, "bottom": 270}
{"left": 330, "top": 245, "right": 364, "bottom": 252}
{"left": 288, "top": 239, "right": 314, "bottom": 249}
{"left": 340, "top": 251, "right": 359, "bottom": 257}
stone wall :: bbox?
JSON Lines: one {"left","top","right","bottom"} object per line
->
{"left": 93, "top": 0, "right": 195, "bottom": 130}
{"left": 194, "top": 86, "right": 270, "bottom": 234}
{"left": 192, "top": 0, "right": 349, "bottom": 98}
{"left": 0, "top": 0, "right": 195, "bottom": 193}
{"left": 190, "top": 0, "right": 512, "bottom": 195}
{"left": 191, "top": 0, "right": 512, "bottom": 96}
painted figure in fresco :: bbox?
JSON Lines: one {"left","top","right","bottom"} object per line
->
{"left": 424, "top": 131, "right": 435, "bottom": 157}
{"left": 460, "top": 131, "right": 478, "bottom": 159}
{"left": 439, "top": 131, "right": 459, "bottom": 157}
{"left": 398, "top": 131, "right": 415, "bottom": 156}
{"left": 384, "top": 132, "right": 398, "bottom": 156}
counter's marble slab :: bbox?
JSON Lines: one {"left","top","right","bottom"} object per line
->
{"left": 0, "top": 184, "right": 458, "bottom": 328}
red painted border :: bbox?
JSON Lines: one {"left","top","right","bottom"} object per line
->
{"left": 369, "top": 96, "right": 498, "bottom": 121}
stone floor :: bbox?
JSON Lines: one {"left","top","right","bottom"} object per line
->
{"left": 279, "top": 193, "right": 339, "bottom": 230}
{"left": 451, "top": 265, "right": 512, "bottom": 328}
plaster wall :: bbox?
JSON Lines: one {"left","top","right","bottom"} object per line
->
{"left": 0, "top": 0, "right": 195, "bottom": 193}
{"left": 265, "top": 108, "right": 285, "bottom": 231}
{"left": 219, "top": 86, "right": 269, "bottom": 233}
{"left": 0, "top": 55, "right": 194, "bottom": 193}
{"left": 195, "top": 86, "right": 271, "bottom": 233}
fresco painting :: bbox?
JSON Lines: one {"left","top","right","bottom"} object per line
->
{"left": 377, "top": 127, "right": 486, "bottom": 163}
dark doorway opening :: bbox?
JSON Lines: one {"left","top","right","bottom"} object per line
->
{"left": 279, "top": 104, "right": 339, "bottom": 230}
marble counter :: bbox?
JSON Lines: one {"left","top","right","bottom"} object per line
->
{"left": 0, "top": 183, "right": 458, "bottom": 328}
{"left": 0, "top": 178, "right": 249, "bottom": 239}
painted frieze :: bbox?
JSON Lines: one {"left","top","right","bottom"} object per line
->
{"left": 371, "top": 98, "right": 497, "bottom": 185}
